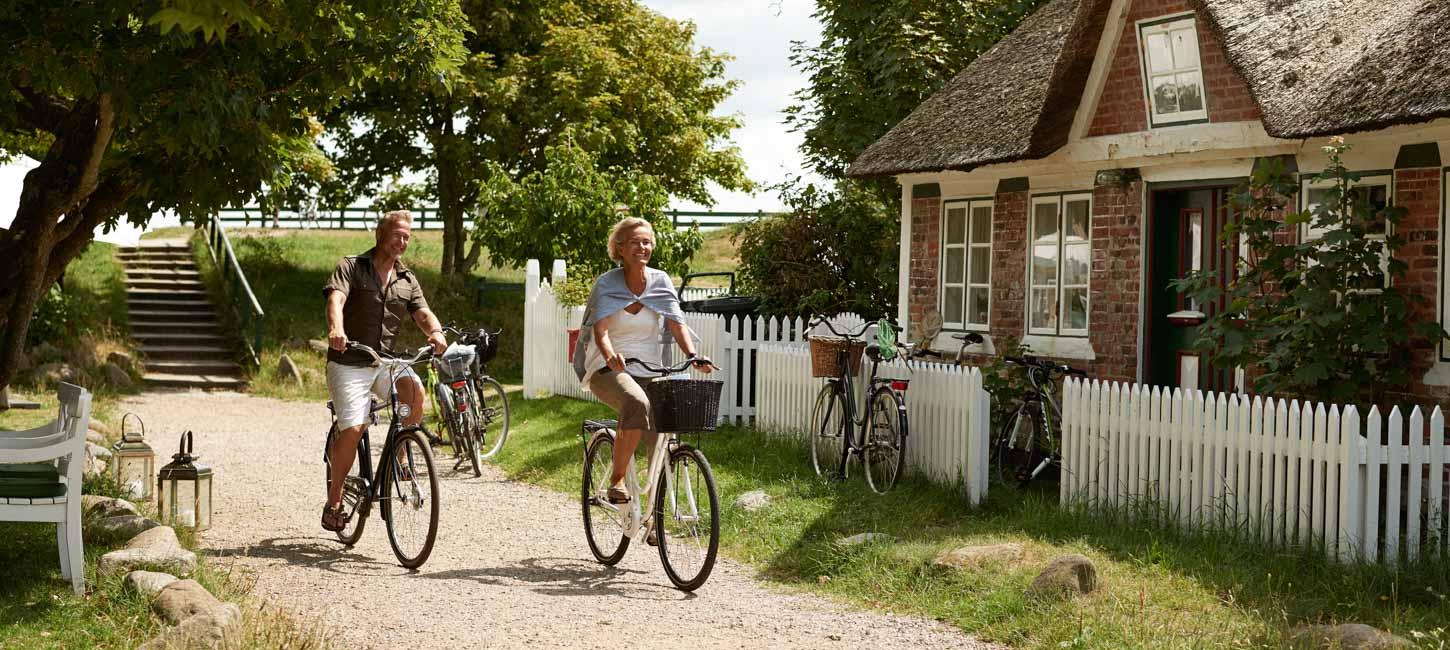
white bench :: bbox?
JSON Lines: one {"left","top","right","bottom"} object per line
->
{"left": 0, "top": 383, "right": 92, "bottom": 594}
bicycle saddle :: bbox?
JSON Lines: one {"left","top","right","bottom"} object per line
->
{"left": 583, "top": 419, "right": 618, "bottom": 433}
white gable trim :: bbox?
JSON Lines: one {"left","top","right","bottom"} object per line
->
{"left": 1069, "top": 0, "right": 1132, "bottom": 141}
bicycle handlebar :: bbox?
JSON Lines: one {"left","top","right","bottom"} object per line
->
{"left": 1004, "top": 355, "right": 1087, "bottom": 377}
{"left": 623, "top": 357, "right": 717, "bottom": 376}
{"left": 345, "top": 341, "right": 435, "bottom": 367}
{"left": 443, "top": 323, "right": 499, "bottom": 343}
{"left": 808, "top": 316, "right": 899, "bottom": 341}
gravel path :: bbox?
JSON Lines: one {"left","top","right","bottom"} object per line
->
{"left": 121, "top": 390, "right": 999, "bottom": 649}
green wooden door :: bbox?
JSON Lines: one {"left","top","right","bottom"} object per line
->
{"left": 1147, "top": 187, "right": 1236, "bottom": 392}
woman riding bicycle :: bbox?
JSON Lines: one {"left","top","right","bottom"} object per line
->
{"left": 571, "top": 210, "right": 714, "bottom": 506}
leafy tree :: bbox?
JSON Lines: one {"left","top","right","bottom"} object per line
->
{"left": 0, "top": 0, "right": 467, "bottom": 392}
{"left": 735, "top": 181, "right": 896, "bottom": 318}
{"left": 474, "top": 140, "right": 702, "bottom": 280}
{"left": 786, "top": 0, "right": 1044, "bottom": 193}
{"left": 326, "top": 0, "right": 750, "bottom": 279}
{"left": 1175, "top": 139, "right": 1446, "bottom": 404}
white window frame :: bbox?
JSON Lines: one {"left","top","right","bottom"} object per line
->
{"left": 1299, "top": 172, "right": 1393, "bottom": 289}
{"left": 939, "top": 198, "right": 993, "bottom": 331}
{"left": 1137, "top": 13, "right": 1209, "bottom": 127}
{"left": 1027, "top": 192, "right": 1093, "bottom": 337}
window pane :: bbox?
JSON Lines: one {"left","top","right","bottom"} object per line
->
{"left": 970, "top": 206, "right": 992, "bottom": 244}
{"left": 1065, "top": 288, "right": 1088, "bottom": 330}
{"left": 1031, "top": 288, "right": 1057, "bottom": 330}
{"left": 944, "top": 248, "right": 965, "bottom": 283}
{"left": 1170, "top": 26, "right": 1198, "bottom": 70}
{"left": 943, "top": 286, "right": 965, "bottom": 325}
{"left": 968, "top": 288, "right": 989, "bottom": 325}
{"left": 1152, "top": 74, "right": 1179, "bottom": 114}
{"left": 969, "top": 248, "right": 990, "bottom": 284}
{"left": 1175, "top": 71, "right": 1204, "bottom": 112}
{"left": 1033, "top": 202, "right": 1058, "bottom": 241}
{"left": 1063, "top": 243, "right": 1090, "bottom": 286}
{"left": 1065, "top": 200, "right": 1090, "bottom": 241}
{"left": 1033, "top": 243, "right": 1058, "bottom": 285}
{"left": 1146, "top": 32, "right": 1173, "bottom": 73}
{"left": 946, "top": 207, "right": 966, "bottom": 244}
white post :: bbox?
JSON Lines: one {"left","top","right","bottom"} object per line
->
{"left": 551, "top": 259, "right": 567, "bottom": 285}
{"left": 523, "top": 260, "right": 541, "bottom": 396}
{"left": 1338, "top": 405, "right": 1362, "bottom": 563}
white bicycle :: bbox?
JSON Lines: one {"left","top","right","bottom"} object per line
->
{"left": 579, "top": 357, "right": 722, "bottom": 591}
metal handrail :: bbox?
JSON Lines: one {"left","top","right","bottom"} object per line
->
{"left": 202, "top": 214, "right": 266, "bottom": 367}
{"left": 212, "top": 206, "right": 778, "bottom": 231}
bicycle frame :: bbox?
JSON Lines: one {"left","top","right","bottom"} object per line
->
{"left": 587, "top": 427, "right": 694, "bottom": 542}
{"left": 328, "top": 355, "right": 429, "bottom": 511}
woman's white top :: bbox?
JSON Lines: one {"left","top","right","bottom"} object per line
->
{"left": 582, "top": 304, "right": 662, "bottom": 386}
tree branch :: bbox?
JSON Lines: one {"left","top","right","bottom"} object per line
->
{"left": 13, "top": 83, "right": 70, "bottom": 133}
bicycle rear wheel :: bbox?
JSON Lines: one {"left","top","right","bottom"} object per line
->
{"left": 454, "top": 383, "right": 483, "bottom": 477}
{"left": 994, "top": 404, "right": 1040, "bottom": 486}
{"left": 582, "top": 432, "right": 630, "bottom": 565}
{"left": 474, "top": 377, "right": 511, "bottom": 460}
{"left": 809, "top": 384, "right": 847, "bottom": 479}
{"left": 434, "top": 380, "right": 467, "bottom": 462}
{"left": 863, "top": 387, "right": 908, "bottom": 494}
{"left": 381, "top": 429, "right": 440, "bottom": 568}
{"left": 324, "top": 424, "right": 368, "bottom": 545}
{"left": 655, "top": 445, "right": 719, "bottom": 591}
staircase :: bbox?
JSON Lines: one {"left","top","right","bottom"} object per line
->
{"left": 120, "top": 240, "right": 246, "bottom": 389}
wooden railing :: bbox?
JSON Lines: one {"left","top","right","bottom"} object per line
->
{"left": 201, "top": 214, "right": 266, "bottom": 366}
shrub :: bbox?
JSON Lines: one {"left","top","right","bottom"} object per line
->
{"left": 26, "top": 285, "right": 78, "bottom": 348}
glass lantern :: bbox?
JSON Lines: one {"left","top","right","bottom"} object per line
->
{"left": 111, "top": 413, "right": 155, "bottom": 500}
{"left": 157, "top": 431, "right": 213, "bottom": 531}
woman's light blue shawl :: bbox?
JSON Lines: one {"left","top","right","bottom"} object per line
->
{"left": 571, "top": 267, "right": 693, "bottom": 381}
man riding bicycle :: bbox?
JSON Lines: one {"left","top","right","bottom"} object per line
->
{"left": 321, "top": 210, "right": 448, "bottom": 531}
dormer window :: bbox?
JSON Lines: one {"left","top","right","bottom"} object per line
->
{"left": 1139, "top": 14, "right": 1207, "bottom": 127}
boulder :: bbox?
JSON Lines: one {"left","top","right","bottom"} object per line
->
{"left": 87, "top": 442, "right": 114, "bottom": 461}
{"left": 152, "top": 579, "right": 225, "bottom": 625}
{"left": 89, "top": 419, "right": 113, "bottom": 436}
{"left": 107, "top": 351, "right": 136, "bottom": 371}
{"left": 94, "top": 515, "right": 162, "bottom": 538}
{"left": 99, "top": 526, "right": 196, "bottom": 576}
{"left": 68, "top": 345, "right": 102, "bottom": 370}
{"left": 86, "top": 430, "right": 107, "bottom": 445}
{"left": 125, "top": 570, "right": 179, "bottom": 598}
{"left": 102, "top": 362, "right": 134, "bottom": 389}
{"left": 83, "top": 495, "right": 141, "bottom": 519}
{"left": 1027, "top": 554, "right": 1097, "bottom": 600}
{"left": 308, "top": 339, "right": 330, "bottom": 355}
{"left": 277, "top": 354, "right": 303, "bottom": 385}
{"left": 732, "top": 490, "right": 772, "bottom": 512}
{"left": 1288, "top": 624, "right": 1411, "bottom": 650}
{"left": 933, "top": 543, "right": 1025, "bottom": 571}
{"left": 138, "top": 604, "right": 240, "bottom": 650}
{"left": 34, "top": 362, "right": 77, "bottom": 386}
{"left": 837, "top": 532, "right": 896, "bottom": 547}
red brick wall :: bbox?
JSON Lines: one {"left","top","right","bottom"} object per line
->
{"left": 1088, "top": 174, "right": 1144, "bottom": 381}
{"left": 907, "top": 197, "right": 940, "bottom": 331}
{"left": 1388, "top": 168, "right": 1448, "bottom": 405}
{"left": 1086, "top": 0, "right": 1260, "bottom": 137}
{"left": 989, "top": 191, "right": 1028, "bottom": 337}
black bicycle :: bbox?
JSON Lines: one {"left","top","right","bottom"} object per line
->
{"left": 429, "top": 324, "right": 511, "bottom": 477}
{"left": 323, "top": 342, "right": 441, "bottom": 569}
{"left": 909, "top": 331, "right": 985, "bottom": 365}
{"left": 994, "top": 354, "right": 1086, "bottom": 486}
{"left": 807, "top": 317, "right": 912, "bottom": 494}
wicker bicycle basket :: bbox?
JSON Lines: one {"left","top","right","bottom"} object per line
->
{"left": 808, "top": 337, "right": 866, "bottom": 378}
{"left": 646, "top": 377, "right": 724, "bottom": 433}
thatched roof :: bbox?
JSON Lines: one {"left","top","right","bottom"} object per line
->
{"left": 1192, "top": 0, "right": 1450, "bottom": 139}
{"left": 848, "top": 0, "right": 1450, "bottom": 179}
{"left": 845, "top": 0, "right": 1110, "bottom": 178}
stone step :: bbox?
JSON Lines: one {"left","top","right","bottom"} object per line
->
{"left": 126, "top": 290, "right": 211, "bottom": 303}
{"left": 139, "top": 345, "right": 235, "bottom": 361}
{"left": 142, "top": 373, "right": 247, "bottom": 390}
{"left": 132, "top": 321, "right": 221, "bottom": 334}
{"left": 134, "top": 332, "right": 228, "bottom": 344}
{"left": 120, "top": 259, "right": 199, "bottom": 270}
{"left": 124, "top": 279, "right": 206, "bottom": 291}
{"left": 124, "top": 269, "right": 201, "bottom": 280}
{"left": 145, "top": 360, "right": 244, "bottom": 375}
{"left": 127, "top": 299, "right": 215, "bottom": 311}
{"left": 129, "top": 309, "right": 219, "bottom": 321}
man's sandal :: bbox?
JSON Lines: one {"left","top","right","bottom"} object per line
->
{"left": 321, "top": 504, "right": 350, "bottom": 532}
{"left": 606, "top": 486, "right": 631, "bottom": 504}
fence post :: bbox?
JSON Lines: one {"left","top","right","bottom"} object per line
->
{"left": 1408, "top": 406, "right": 1425, "bottom": 563}
{"left": 1430, "top": 407, "right": 1447, "bottom": 560}
{"left": 1339, "top": 405, "right": 1362, "bottom": 563}
{"left": 1386, "top": 406, "right": 1404, "bottom": 565}
{"left": 523, "top": 260, "right": 540, "bottom": 396}
{"left": 1365, "top": 406, "right": 1383, "bottom": 563}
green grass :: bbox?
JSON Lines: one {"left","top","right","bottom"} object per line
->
{"left": 680, "top": 227, "right": 740, "bottom": 286}
{"left": 488, "top": 393, "right": 1450, "bottom": 649}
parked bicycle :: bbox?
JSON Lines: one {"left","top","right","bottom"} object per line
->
{"left": 995, "top": 355, "right": 1085, "bottom": 486}
{"left": 323, "top": 342, "right": 441, "bottom": 569}
{"left": 427, "top": 324, "right": 511, "bottom": 477}
{"left": 806, "top": 317, "right": 912, "bottom": 494}
{"left": 579, "top": 357, "right": 722, "bottom": 591}
{"left": 909, "top": 331, "right": 985, "bottom": 365}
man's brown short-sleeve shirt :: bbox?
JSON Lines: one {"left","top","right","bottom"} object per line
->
{"left": 323, "top": 248, "right": 429, "bottom": 366}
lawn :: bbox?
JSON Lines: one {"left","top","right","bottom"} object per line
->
{"left": 487, "top": 392, "right": 1450, "bottom": 650}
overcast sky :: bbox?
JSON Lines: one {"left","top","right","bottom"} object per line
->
{"left": 0, "top": 1, "right": 824, "bottom": 243}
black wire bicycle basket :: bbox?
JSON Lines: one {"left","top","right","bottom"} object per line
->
{"left": 646, "top": 377, "right": 724, "bottom": 433}
{"left": 471, "top": 329, "right": 499, "bottom": 364}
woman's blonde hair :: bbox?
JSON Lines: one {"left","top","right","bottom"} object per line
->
{"left": 607, "top": 216, "right": 655, "bottom": 263}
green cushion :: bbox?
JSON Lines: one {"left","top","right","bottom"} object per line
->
{"left": 0, "top": 463, "right": 59, "bottom": 481}
{"left": 0, "top": 476, "right": 67, "bottom": 499}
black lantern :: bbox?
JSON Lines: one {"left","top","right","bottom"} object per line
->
{"left": 156, "top": 431, "right": 213, "bottom": 531}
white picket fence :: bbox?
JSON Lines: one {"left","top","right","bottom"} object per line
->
{"left": 1062, "top": 378, "right": 1450, "bottom": 565}
{"left": 755, "top": 344, "right": 992, "bottom": 504}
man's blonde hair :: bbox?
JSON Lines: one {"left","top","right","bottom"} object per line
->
{"left": 376, "top": 210, "right": 413, "bottom": 242}
{"left": 607, "top": 216, "right": 654, "bottom": 263}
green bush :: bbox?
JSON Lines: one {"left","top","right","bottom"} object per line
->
{"left": 26, "top": 285, "right": 77, "bottom": 347}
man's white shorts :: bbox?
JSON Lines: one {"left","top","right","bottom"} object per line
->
{"left": 325, "top": 361, "right": 423, "bottom": 430}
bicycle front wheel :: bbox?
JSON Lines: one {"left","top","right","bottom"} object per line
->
{"left": 582, "top": 432, "right": 629, "bottom": 565}
{"left": 381, "top": 428, "right": 440, "bottom": 569}
{"left": 474, "top": 377, "right": 511, "bottom": 460}
{"left": 655, "top": 445, "right": 719, "bottom": 591}
{"left": 994, "top": 404, "right": 1040, "bottom": 486}
{"left": 434, "top": 380, "right": 467, "bottom": 462}
{"left": 863, "top": 387, "right": 908, "bottom": 494}
{"left": 809, "top": 384, "right": 847, "bottom": 479}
